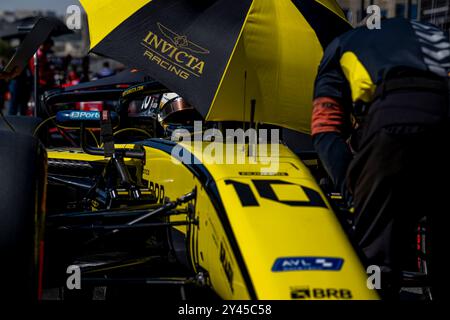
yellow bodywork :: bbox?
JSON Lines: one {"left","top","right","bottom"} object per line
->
{"left": 47, "top": 141, "right": 378, "bottom": 300}
{"left": 140, "top": 140, "right": 378, "bottom": 300}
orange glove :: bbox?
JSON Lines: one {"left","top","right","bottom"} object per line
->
{"left": 311, "top": 97, "right": 346, "bottom": 136}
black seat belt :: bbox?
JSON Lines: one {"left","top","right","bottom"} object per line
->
{"left": 100, "top": 110, "right": 115, "bottom": 157}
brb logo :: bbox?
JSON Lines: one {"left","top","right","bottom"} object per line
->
{"left": 291, "top": 286, "right": 353, "bottom": 300}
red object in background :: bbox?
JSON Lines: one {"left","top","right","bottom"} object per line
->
{"left": 62, "top": 79, "right": 80, "bottom": 88}
{"left": 62, "top": 71, "right": 81, "bottom": 88}
{"left": 28, "top": 47, "right": 55, "bottom": 89}
{"left": 76, "top": 101, "right": 103, "bottom": 111}
{"left": 26, "top": 104, "right": 34, "bottom": 116}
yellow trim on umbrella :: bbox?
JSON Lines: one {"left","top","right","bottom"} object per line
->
{"left": 206, "top": 0, "right": 329, "bottom": 134}
{"left": 205, "top": 1, "right": 255, "bottom": 121}
{"left": 315, "top": 0, "right": 348, "bottom": 20}
{"left": 80, "top": 0, "right": 152, "bottom": 49}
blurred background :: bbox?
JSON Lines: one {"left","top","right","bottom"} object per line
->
{"left": 0, "top": 0, "right": 122, "bottom": 116}
{"left": 341, "top": 0, "right": 449, "bottom": 29}
{"left": 0, "top": 0, "right": 449, "bottom": 115}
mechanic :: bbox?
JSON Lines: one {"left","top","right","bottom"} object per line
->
{"left": 311, "top": 18, "right": 449, "bottom": 299}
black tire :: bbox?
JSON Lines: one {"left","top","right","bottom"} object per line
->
{"left": 0, "top": 131, "right": 47, "bottom": 301}
{"left": 0, "top": 116, "right": 43, "bottom": 135}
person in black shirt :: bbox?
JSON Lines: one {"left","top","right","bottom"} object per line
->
{"left": 312, "top": 18, "right": 449, "bottom": 299}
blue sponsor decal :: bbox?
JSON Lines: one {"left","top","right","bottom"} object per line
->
{"left": 272, "top": 257, "right": 344, "bottom": 272}
{"left": 69, "top": 111, "right": 100, "bottom": 120}
{"left": 56, "top": 110, "right": 101, "bottom": 124}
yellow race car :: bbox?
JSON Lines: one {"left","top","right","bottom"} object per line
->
{"left": 0, "top": 79, "right": 379, "bottom": 301}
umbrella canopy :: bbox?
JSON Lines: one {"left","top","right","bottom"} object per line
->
{"left": 81, "top": 0, "right": 350, "bottom": 133}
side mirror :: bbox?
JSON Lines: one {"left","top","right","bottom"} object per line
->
{"left": 56, "top": 110, "right": 119, "bottom": 128}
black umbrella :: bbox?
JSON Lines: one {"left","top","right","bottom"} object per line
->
{"left": 80, "top": 0, "right": 351, "bottom": 133}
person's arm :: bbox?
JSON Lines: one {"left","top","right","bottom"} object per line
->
{"left": 312, "top": 98, "right": 353, "bottom": 201}
{"left": 312, "top": 38, "right": 353, "bottom": 201}
{"left": 0, "top": 66, "right": 22, "bottom": 81}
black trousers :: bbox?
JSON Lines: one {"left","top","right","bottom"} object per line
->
{"left": 347, "top": 89, "right": 448, "bottom": 299}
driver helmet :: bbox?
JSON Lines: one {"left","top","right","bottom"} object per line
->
{"left": 157, "top": 92, "right": 202, "bottom": 125}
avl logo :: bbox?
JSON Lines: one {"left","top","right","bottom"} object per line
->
{"left": 272, "top": 257, "right": 344, "bottom": 272}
